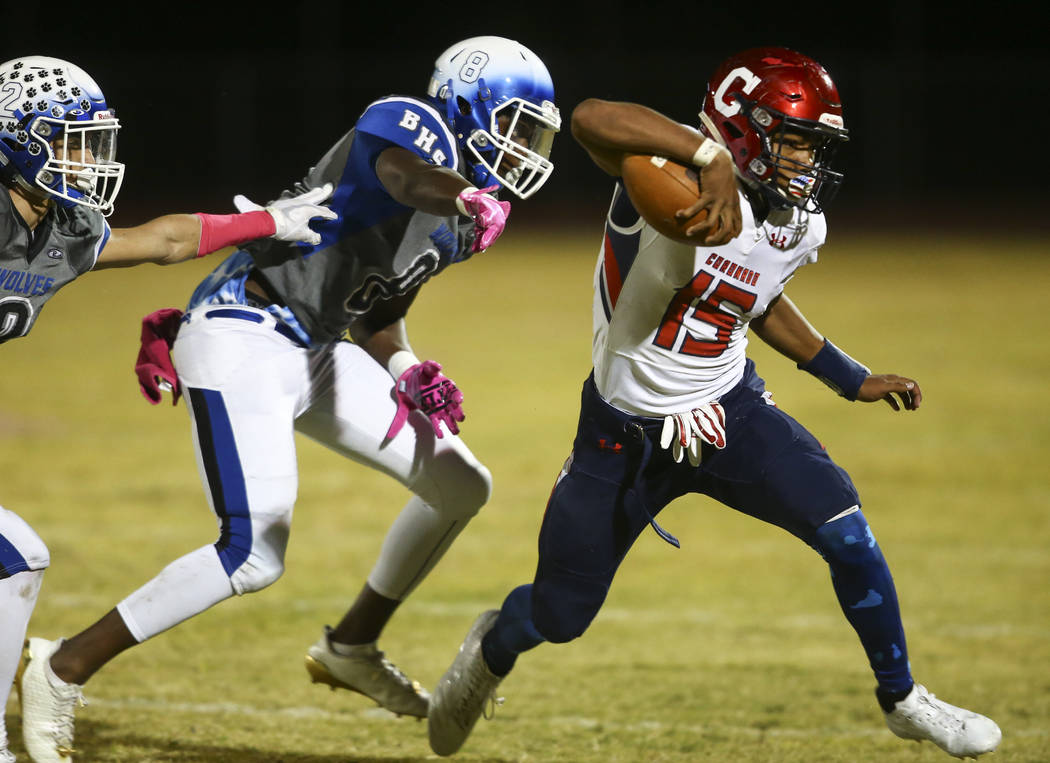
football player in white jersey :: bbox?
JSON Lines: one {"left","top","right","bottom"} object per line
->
{"left": 427, "top": 47, "right": 1002, "bottom": 760}
{"left": 0, "top": 55, "right": 333, "bottom": 763}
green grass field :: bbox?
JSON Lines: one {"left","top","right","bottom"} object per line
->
{"left": 3, "top": 226, "right": 1048, "bottom": 762}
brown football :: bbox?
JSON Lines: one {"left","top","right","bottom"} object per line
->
{"left": 620, "top": 154, "right": 709, "bottom": 245}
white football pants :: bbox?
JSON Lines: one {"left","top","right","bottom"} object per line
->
{"left": 0, "top": 505, "right": 49, "bottom": 578}
{"left": 116, "top": 307, "right": 491, "bottom": 642}
{"left": 1, "top": 506, "right": 47, "bottom": 744}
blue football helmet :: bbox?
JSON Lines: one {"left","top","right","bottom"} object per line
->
{"left": 0, "top": 56, "right": 124, "bottom": 215}
{"left": 426, "top": 36, "right": 560, "bottom": 199}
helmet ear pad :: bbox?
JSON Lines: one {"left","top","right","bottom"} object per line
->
{"left": 439, "top": 82, "right": 497, "bottom": 171}
{"left": 445, "top": 86, "right": 499, "bottom": 189}
{"left": 717, "top": 115, "right": 758, "bottom": 167}
{"left": 0, "top": 159, "right": 20, "bottom": 187}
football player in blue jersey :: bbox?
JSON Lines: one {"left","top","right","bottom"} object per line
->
{"left": 426, "top": 47, "right": 1001, "bottom": 760}
{"left": 0, "top": 55, "right": 334, "bottom": 763}
{"left": 15, "top": 36, "right": 665, "bottom": 761}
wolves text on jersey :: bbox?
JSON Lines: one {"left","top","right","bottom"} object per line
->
{"left": 397, "top": 110, "right": 449, "bottom": 165}
{"left": 1, "top": 268, "right": 56, "bottom": 297}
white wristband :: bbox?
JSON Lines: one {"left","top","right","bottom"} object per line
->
{"left": 691, "top": 137, "right": 731, "bottom": 167}
{"left": 455, "top": 186, "right": 479, "bottom": 216}
{"left": 387, "top": 350, "right": 420, "bottom": 380}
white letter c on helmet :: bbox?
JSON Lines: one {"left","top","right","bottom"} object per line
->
{"left": 714, "top": 66, "right": 761, "bottom": 117}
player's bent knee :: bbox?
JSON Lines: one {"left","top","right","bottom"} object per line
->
{"left": 811, "top": 507, "right": 885, "bottom": 566}
{"left": 20, "top": 532, "right": 50, "bottom": 572}
{"left": 428, "top": 456, "right": 492, "bottom": 519}
{"left": 531, "top": 576, "right": 606, "bottom": 643}
{"left": 460, "top": 461, "right": 493, "bottom": 513}
{"left": 0, "top": 506, "right": 50, "bottom": 573}
{"left": 223, "top": 517, "right": 291, "bottom": 594}
{"left": 230, "top": 555, "right": 285, "bottom": 594}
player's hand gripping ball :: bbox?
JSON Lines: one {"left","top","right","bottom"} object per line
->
{"left": 621, "top": 155, "right": 710, "bottom": 245}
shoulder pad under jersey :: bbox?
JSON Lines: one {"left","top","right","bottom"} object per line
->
{"left": 354, "top": 96, "right": 459, "bottom": 171}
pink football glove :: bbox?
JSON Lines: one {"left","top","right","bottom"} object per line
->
{"left": 457, "top": 185, "right": 511, "bottom": 253}
{"left": 135, "top": 308, "right": 184, "bottom": 406}
{"left": 386, "top": 360, "right": 465, "bottom": 439}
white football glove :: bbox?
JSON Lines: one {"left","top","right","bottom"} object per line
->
{"left": 659, "top": 403, "right": 727, "bottom": 466}
{"left": 233, "top": 182, "right": 337, "bottom": 246}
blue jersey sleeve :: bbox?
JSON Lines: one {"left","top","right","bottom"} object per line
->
{"left": 353, "top": 97, "right": 459, "bottom": 172}
{"left": 95, "top": 219, "right": 111, "bottom": 261}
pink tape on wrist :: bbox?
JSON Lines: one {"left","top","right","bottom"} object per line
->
{"left": 194, "top": 211, "right": 276, "bottom": 257}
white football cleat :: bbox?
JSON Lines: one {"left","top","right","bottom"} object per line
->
{"left": 0, "top": 731, "right": 15, "bottom": 763}
{"left": 884, "top": 683, "right": 1001, "bottom": 759}
{"left": 304, "top": 627, "right": 429, "bottom": 718}
{"left": 428, "top": 609, "right": 504, "bottom": 757}
{"left": 16, "top": 637, "right": 85, "bottom": 762}
{"left": 0, "top": 725, "right": 14, "bottom": 763}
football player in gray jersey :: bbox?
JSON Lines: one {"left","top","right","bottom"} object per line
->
{"left": 17, "top": 36, "right": 568, "bottom": 760}
{"left": 0, "top": 55, "right": 333, "bottom": 763}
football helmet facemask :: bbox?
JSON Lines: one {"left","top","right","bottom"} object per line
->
{"left": 426, "top": 36, "right": 560, "bottom": 199}
{"left": 699, "top": 46, "right": 848, "bottom": 213}
{"left": 0, "top": 55, "right": 124, "bottom": 215}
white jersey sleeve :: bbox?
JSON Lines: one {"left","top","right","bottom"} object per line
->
{"left": 591, "top": 183, "right": 826, "bottom": 416}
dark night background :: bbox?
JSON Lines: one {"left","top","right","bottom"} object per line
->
{"left": 5, "top": 1, "right": 1048, "bottom": 233}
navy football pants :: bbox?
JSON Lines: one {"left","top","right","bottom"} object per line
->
{"left": 530, "top": 362, "right": 860, "bottom": 643}
{"left": 484, "top": 363, "right": 911, "bottom": 693}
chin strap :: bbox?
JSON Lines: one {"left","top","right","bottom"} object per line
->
{"left": 443, "top": 78, "right": 458, "bottom": 125}
{"left": 0, "top": 159, "right": 19, "bottom": 187}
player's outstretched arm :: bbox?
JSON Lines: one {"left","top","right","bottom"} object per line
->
{"left": 94, "top": 184, "right": 335, "bottom": 269}
{"left": 97, "top": 213, "right": 215, "bottom": 268}
{"left": 571, "top": 99, "right": 720, "bottom": 176}
{"left": 570, "top": 98, "right": 741, "bottom": 244}
{"left": 752, "top": 294, "right": 921, "bottom": 411}
{"left": 375, "top": 147, "right": 509, "bottom": 253}
{"left": 375, "top": 147, "right": 473, "bottom": 216}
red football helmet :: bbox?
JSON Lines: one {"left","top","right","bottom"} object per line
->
{"left": 699, "top": 47, "right": 849, "bottom": 212}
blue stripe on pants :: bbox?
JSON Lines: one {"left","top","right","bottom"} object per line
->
{"left": 188, "top": 387, "right": 253, "bottom": 578}
{"left": 0, "top": 531, "right": 29, "bottom": 579}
